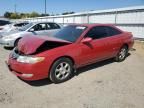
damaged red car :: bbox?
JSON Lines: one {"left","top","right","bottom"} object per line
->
{"left": 7, "top": 24, "right": 134, "bottom": 83}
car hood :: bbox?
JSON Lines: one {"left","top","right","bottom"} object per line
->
{"left": 17, "top": 35, "right": 72, "bottom": 55}
{"left": 2, "top": 29, "right": 20, "bottom": 36}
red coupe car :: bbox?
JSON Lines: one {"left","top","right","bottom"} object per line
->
{"left": 7, "top": 24, "right": 134, "bottom": 83}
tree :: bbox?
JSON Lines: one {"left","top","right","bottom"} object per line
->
{"left": 20, "top": 13, "right": 26, "bottom": 18}
{"left": 3, "top": 11, "right": 50, "bottom": 19}
{"left": 4, "top": 12, "right": 12, "bottom": 18}
{"left": 29, "top": 12, "right": 40, "bottom": 17}
{"left": 10, "top": 13, "right": 17, "bottom": 19}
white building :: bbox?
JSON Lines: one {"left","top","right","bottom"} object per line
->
{"left": 17, "top": 5, "right": 144, "bottom": 39}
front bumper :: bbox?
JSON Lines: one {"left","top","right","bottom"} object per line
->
{"left": 0, "top": 38, "right": 14, "bottom": 47}
{"left": 6, "top": 55, "right": 50, "bottom": 81}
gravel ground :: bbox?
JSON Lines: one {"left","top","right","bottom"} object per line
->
{"left": 0, "top": 41, "right": 144, "bottom": 108}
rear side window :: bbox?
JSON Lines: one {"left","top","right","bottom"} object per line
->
{"left": 86, "top": 26, "right": 122, "bottom": 40}
{"left": 86, "top": 26, "right": 107, "bottom": 39}
{"left": 106, "top": 26, "right": 121, "bottom": 36}
{"left": 47, "top": 23, "right": 60, "bottom": 29}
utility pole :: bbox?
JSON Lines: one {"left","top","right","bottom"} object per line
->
{"left": 45, "top": 0, "right": 47, "bottom": 15}
{"left": 14, "top": 4, "right": 17, "bottom": 14}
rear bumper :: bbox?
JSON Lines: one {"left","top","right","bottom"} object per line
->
{"left": 129, "top": 38, "right": 135, "bottom": 49}
{"left": 6, "top": 57, "right": 50, "bottom": 81}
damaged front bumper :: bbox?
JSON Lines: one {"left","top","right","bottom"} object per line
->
{"left": 6, "top": 50, "right": 50, "bottom": 81}
{"left": 5, "top": 60, "right": 34, "bottom": 79}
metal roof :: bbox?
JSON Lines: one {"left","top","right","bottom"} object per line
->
{"left": 28, "top": 5, "right": 144, "bottom": 19}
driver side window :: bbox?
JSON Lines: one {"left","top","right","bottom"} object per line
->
{"left": 31, "top": 23, "right": 46, "bottom": 31}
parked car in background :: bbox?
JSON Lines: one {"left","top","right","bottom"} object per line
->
{"left": 0, "top": 22, "right": 61, "bottom": 47}
{"left": 6, "top": 24, "right": 134, "bottom": 83}
{"left": 0, "top": 22, "right": 29, "bottom": 34}
{"left": 0, "top": 19, "right": 11, "bottom": 30}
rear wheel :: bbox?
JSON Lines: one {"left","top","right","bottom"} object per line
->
{"left": 115, "top": 45, "right": 128, "bottom": 62}
{"left": 49, "top": 58, "right": 74, "bottom": 84}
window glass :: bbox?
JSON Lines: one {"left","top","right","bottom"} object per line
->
{"left": 46, "top": 23, "right": 51, "bottom": 30}
{"left": 19, "top": 23, "right": 33, "bottom": 31}
{"left": 86, "top": 26, "right": 122, "bottom": 39}
{"left": 14, "top": 23, "right": 28, "bottom": 27}
{"left": 32, "top": 23, "right": 46, "bottom": 31}
{"left": 0, "top": 20, "right": 10, "bottom": 26}
{"left": 14, "top": 24, "right": 21, "bottom": 27}
{"left": 86, "top": 26, "right": 107, "bottom": 39}
{"left": 54, "top": 25, "right": 87, "bottom": 42}
{"left": 48, "top": 23, "right": 60, "bottom": 29}
{"left": 106, "top": 26, "right": 121, "bottom": 36}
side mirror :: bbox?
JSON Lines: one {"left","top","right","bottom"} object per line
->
{"left": 29, "top": 28, "right": 35, "bottom": 32}
{"left": 81, "top": 37, "right": 92, "bottom": 43}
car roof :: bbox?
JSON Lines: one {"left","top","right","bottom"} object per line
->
{"left": 32, "top": 22, "right": 58, "bottom": 24}
{"left": 69, "top": 23, "right": 115, "bottom": 28}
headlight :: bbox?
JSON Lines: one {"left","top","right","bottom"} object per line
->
{"left": 2, "top": 36, "right": 12, "bottom": 40}
{"left": 17, "top": 56, "right": 45, "bottom": 64}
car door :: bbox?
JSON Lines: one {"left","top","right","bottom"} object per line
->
{"left": 104, "top": 26, "right": 123, "bottom": 57}
{"left": 78, "top": 26, "right": 111, "bottom": 66}
{"left": 45, "top": 23, "right": 61, "bottom": 36}
{"left": 30, "top": 23, "right": 47, "bottom": 35}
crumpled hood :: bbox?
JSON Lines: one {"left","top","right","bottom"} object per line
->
{"left": 17, "top": 35, "right": 72, "bottom": 55}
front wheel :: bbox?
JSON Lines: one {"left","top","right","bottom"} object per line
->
{"left": 115, "top": 46, "right": 128, "bottom": 62}
{"left": 49, "top": 58, "right": 74, "bottom": 84}
{"left": 14, "top": 38, "right": 21, "bottom": 47}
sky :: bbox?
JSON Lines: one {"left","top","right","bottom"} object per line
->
{"left": 0, "top": 0, "right": 144, "bottom": 16}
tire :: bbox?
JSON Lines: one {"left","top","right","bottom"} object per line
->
{"left": 49, "top": 57, "right": 74, "bottom": 84}
{"left": 14, "top": 38, "right": 21, "bottom": 47}
{"left": 115, "top": 45, "right": 128, "bottom": 62}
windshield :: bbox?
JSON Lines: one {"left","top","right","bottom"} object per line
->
{"left": 53, "top": 25, "right": 87, "bottom": 42}
{"left": 19, "top": 23, "right": 33, "bottom": 31}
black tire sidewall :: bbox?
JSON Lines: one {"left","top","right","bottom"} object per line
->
{"left": 49, "top": 58, "right": 73, "bottom": 84}
{"left": 14, "top": 38, "right": 21, "bottom": 47}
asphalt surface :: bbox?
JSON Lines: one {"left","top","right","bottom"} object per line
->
{"left": 0, "top": 42, "right": 144, "bottom": 108}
